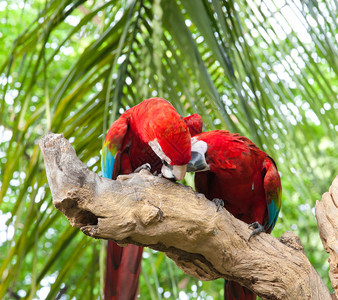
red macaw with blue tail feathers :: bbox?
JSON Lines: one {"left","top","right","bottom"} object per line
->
{"left": 101, "top": 97, "right": 202, "bottom": 300}
{"left": 187, "top": 130, "right": 282, "bottom": 300}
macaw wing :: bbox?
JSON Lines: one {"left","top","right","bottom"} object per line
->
{"left": 263, "top": 157, "right": 282, "bottom": 233}
{"left": 101, "top": 115, "right": 129, "bottom": 180}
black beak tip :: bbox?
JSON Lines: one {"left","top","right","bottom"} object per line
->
{"left": 187, "top": 162, "right": 194, "bottom": 172}
{"left": 187, "top": 151, "right": 207, "bottom": 172}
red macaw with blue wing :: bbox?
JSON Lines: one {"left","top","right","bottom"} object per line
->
{"left": 188, "top": 130, "right": 282, "bottom": 300}
{"left": 101, "top": 97, "right": 202, "bottom": 300}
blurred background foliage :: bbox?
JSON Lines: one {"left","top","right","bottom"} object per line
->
{"left": 0, "top": 0, "right": 337, "bottom": 299}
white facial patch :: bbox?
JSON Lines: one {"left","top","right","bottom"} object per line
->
{"left": 191, "top": 137, "right": 208, "bottom": 156}
{"left": 187, "top": 137, "right": 210, "bottom": 172}
{"left": 148, "top": 139, "right": 172, "bottom": 164}
{"left": 161, "top": 164, "right": 174, "bottom": 179}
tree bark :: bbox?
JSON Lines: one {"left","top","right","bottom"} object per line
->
{"left": 316, "top": 176, "right": 338, "bottom": 298}
{"left": 40, "top": 133, "right": 335, "bottom": 300}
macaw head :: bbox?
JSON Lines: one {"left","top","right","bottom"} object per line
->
{"left": 130, "top": 98, "right": 202, "bottom": 181}
{"left": 148, "top": 120, "right": 192, "bottom": 181}
{"left": 184, "top": 114, "right": 203, "bottom": 137}
{"left": 186, "top": 136, "right": 210, "bottom": 172}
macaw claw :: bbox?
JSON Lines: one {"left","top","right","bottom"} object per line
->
{"left": 212, "top": 198, "right": 224, "bottom": 212}
{"left": 134, "top": 163, "right": 152, "bottom": 173}
{"left": 248, "top": 222, "right": 265, "bottom": 241}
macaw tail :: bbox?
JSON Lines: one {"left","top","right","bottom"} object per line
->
{"left": 105, "top": 241, "right": 143, "bottom": 300}
{"left": 224, "top": 281, "right": 256, "bottom": 300}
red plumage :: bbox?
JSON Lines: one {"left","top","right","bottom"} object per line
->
{"left": 184, "top": 113, "right": 203, "bottom": 137}
{"left": 105, "top": 243, "right": 143, "bottom": 300}
{"left": 189, "top": 130, "right": 282, "bottom": 300}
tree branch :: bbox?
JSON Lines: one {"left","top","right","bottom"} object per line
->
{"left": 316, "top": 176, "right": 338, "bottom": 298}
{"left": 40, "top": 133, "right": 333, "bottom": 300}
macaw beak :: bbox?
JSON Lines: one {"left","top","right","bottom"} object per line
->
{"left": 161, "top": 164, "right": 187, "bottom": 181}
{"left": 187, "top": 151, "right": 209, "bottom": 172}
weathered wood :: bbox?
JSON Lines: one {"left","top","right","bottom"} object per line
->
{"left": 40, "top": 133, "right": 333, "bottom": 300}
{"left": 316, "top": 176, "right": 338, "bottom": 298}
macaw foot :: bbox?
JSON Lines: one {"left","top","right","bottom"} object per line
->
{"left": 248, "top": 222, "right": 265, "bottom": 241}
{"left": 134, "top": 163, "right": 151, "bottom": 173}
{"left": 212, "top": 198, "right": 224, "bottom": 212}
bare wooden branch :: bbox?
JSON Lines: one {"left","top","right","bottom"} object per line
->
{"left": 316, "top": 176, "right": 338, "bottom": 298}
{"left": 40, "top": 133, "right": 332, "bottom": 300}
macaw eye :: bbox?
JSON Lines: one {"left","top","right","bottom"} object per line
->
{"left": 162, "top": 160, "right": 170, "bottom": 167}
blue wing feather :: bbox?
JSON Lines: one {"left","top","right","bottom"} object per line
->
{"left": 102, "top": 146, "right": 116, "bottom": 179}
{"left": 101, "top": 114, "right": 129, "bottom": 180}
{"left": 264, "top": 157, "right": 282, "bottom": 233}
{"left": 267, "top": 199, "right": 279, "bottom": 231}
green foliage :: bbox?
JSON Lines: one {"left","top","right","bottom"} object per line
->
{"left": 0, "top": 0, "right": 336, "bottom": 298}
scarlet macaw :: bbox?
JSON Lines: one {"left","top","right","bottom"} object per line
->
{"left": 101, "top": 97, "right": 202, "bottom": 299}
{"left": 187, "top": 130, "right": 282, "bottom": 300}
